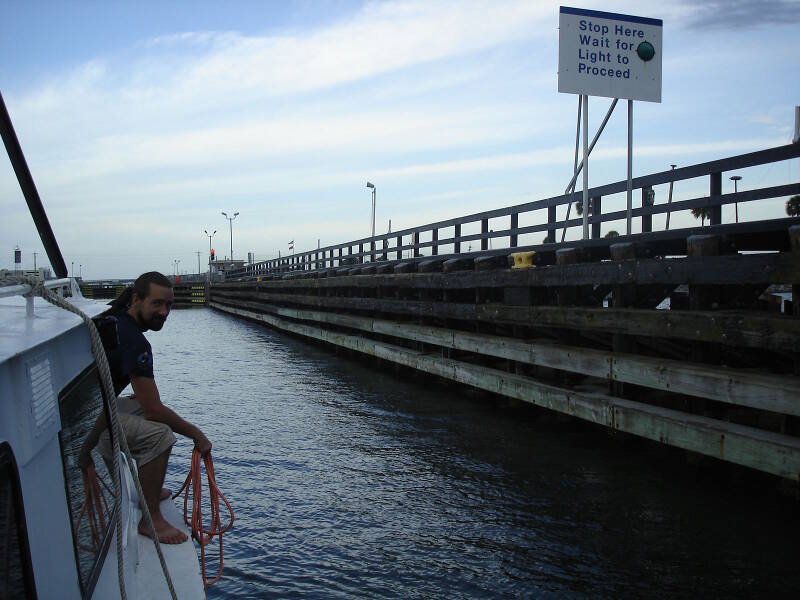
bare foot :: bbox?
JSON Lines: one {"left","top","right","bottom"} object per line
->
{"left": 160, "top": 487, "right": 171, "bottom": 500}
{"left": 138, "top": 516, "right": 188, "bottom": 544}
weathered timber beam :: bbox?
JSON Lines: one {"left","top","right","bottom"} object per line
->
{"left": 227, "top": 252, "right": 800, "bottom": 291}
{"left": 210, "top": 301, "right": 800, "bottom": 481}
{"left": 209, "top": 290, "right": 800, "bottom": 353}
{"left": 263, "top": 305, "right": 800, "bottom": 417}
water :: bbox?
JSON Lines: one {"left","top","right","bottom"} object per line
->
{"left": 149, "top": 308, "right": 798, "bottom": 598}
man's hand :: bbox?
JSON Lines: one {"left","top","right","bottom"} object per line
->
{"left": 194, "top": 430, "right": 212, "bottom": 456}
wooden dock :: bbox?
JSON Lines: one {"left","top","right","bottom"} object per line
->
{"left": 207, "top": 220, "right": 800, "bottom": 482}
{"left": 206, "top": 143, "right": 800, "bottom": 483}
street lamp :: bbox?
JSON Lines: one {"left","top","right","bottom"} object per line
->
{"left": 221, "top": 211, "right": 239, "bottom": 259}
{"left": 730, "top": 175, "right": 742, "bottom": 223}
{"left": 204, "top": 229, "right": 217, "bottom": 268}
{"left": 366, "top": 182, "right": 376, "bottom": 239}
{"left": 366, "top": 182, "right": 376, "bottom": 261}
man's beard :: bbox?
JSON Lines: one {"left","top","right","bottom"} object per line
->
{"left": 138, "top": 308, "right": 166, "bottom": 331}
{"left": 148, "top": 316, "right": 166, "bottom": 331}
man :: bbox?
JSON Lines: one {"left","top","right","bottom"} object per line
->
{"left": 86, "top": 271, "right": 211, "bottom": 544}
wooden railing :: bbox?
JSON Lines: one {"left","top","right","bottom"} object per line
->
{"left": 231, "top": 143, "right": 800, "bottom": 278}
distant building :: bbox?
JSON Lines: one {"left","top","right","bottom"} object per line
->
{"left": 0, "top": 267, "right": 53, "bottom": 280}
{"left": 210, "top": 259, "right": 245, "bottom": 281}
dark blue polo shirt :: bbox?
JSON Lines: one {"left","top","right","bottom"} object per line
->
{"left": 106, "top": 311, "right": 154, "bottom": 396}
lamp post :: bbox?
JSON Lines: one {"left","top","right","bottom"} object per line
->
{"left": 221, "top": 211, "right": 239, "bottom": 259}
{"left": 366, "top": 182, "right": 376, "bottom": 239}
{"left": 730, "top": 175, "right": 742, "bottom": 223}
{"left": 204, "top": 229, "right": 217, "bottom": 273}
{"left": 366, "top": 182, "right": 376, "bottom": 261}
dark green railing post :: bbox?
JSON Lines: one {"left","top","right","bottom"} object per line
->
{"left": 591, "top": 196, "right": 602, "bottom": 238}
{"left": 546, "top": 205, "right": 557, "bottom": 243}
{"left": 710, "top": 172, "right": 722, "bottom": 225}
{"left": 510, "top": 213, "right": 518, "bottom": 247}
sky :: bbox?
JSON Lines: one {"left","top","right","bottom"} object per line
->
{"left": 1, "top": 0, "right": 798, "bottom": 279}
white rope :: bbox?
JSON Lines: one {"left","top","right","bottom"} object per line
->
{"left": 6, "top": 276, "right": 178, "bottom": 600}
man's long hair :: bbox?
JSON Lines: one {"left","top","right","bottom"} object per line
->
{"left": 108, "top": 271, "right": 172, "bottom": 313}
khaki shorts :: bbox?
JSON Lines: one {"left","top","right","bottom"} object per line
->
{"left": 97, "top": 395, "right": 177, "bottom": 467}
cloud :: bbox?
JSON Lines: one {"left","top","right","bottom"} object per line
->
{"left": 682, "top": 0, "right": 800, "bottom": 29}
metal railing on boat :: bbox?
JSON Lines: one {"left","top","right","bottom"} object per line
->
{"left": 0, "top": 277, "right": 74, "bottom": 317}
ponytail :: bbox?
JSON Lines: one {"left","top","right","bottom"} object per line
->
{"left": 104, "top": 271, "right": 171, "bottom": 314}
{"left": 108, "top": 286, "right": 135, "bottom": 313}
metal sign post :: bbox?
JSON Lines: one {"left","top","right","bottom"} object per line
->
{"left": 558, "top": 6, "right": 662, "bottom": 238}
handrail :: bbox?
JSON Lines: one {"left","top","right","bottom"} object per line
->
{"left": 0, "top": 277, "right": 75, "bottom": 318}
{"left": 230, "top": 142, "right": 800, "bottom": 278}
{"left": 0, "top": 284, "right": 32, "bottom": 299}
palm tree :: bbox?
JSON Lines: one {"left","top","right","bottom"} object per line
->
{"left": 786, "top": 195, "right": 800, "bottom": 217}
{"left": 691, "top": 206, "right": 713, "bottom": 226}
{"left": 574, "top": 198, "right": 593, "bottom": 216}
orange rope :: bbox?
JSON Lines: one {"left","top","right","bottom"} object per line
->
{"left": 174, "top": 449, "right": 234, "bottom": 589}
{"left": 74, "top": 463, "right": 110, "bottom": 553}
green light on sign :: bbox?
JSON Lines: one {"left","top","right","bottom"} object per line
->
{"left": 637, "top": 41, "right": 655, "bottom": 62}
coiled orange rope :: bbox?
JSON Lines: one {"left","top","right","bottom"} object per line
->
{"left": 174, "top": 449, "right": 234, "bottom": 589}
{"left": 74, "top": 462, "right": 111, "bottom": 553}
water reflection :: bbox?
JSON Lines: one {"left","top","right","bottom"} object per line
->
{"left": 150, "top": 308, "right": 799, "bottom": 599}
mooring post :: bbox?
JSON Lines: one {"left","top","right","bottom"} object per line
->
{"left": 641, "top": 187, "right": 653, "bottom": 233}
{"left": 790, "top": 226, "right": 800, "bottom": 376}
{"left": 556, "top": 247, "right": 578, "bottom": 306}
{"left": 687, "top": 235, "right": 722, "bottom": 392}
{"left": 610, "top": 242, "right": 637, "bottom": 397}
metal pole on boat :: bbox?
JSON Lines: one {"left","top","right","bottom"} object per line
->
{"left": 0, "top": 91, "right": 68, "bottom": 278}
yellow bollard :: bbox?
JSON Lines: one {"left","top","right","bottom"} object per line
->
{"left": 510, "top": 251, "right": 536, "bottom": 269}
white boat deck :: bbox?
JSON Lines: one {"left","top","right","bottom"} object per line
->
{"left": 136, "top": 498, "right": 206, "bottom": 600}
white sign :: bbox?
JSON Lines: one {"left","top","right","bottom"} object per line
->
{"left": 558, "top": 6, "right": 662, "bottom": 103}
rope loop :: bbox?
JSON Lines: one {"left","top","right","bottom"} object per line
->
{"left": 175, "top": 449, "right": 234, "bottom": 588}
